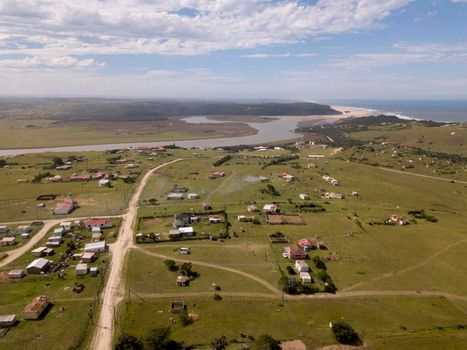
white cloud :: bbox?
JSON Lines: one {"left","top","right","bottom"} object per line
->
{"left": 0, "top": 0, "right": 413, "bottom": 59}
{"left": 0, "top": 55, "right": 104, "bottom": 70}
{"left": 242, "top": 53, "right": 291, "bottom": 59}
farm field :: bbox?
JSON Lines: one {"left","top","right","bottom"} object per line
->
{"left": 117, "top": 296, "right": 467, "bottom": 349}
{"left": 115, "top": 140, "right": 466, "bottom": 348}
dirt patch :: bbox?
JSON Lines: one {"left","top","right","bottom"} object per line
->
{"left": 145, "top": 219, "right": 163, "bottom": 225}
{"left": 0, "top": 272, "right": 12, "bottom": 283}
{"left": 74, "top": 197, "right": 97, "bottom": 206}
{"left": 280, "top": 339, "right": 307, "bottom": 350}
{"left": 266, "top": 215, "right": 305, "bottom": 225}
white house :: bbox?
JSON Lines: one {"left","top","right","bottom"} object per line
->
{"left": 299, "top": 193, "right": 309, "bottom": 200}
{"left": 188, "top": 193, "right": 200, "bottom": 199}
{"left": 179, "top": 227, "right": 195, "bottom": 236}
{"left": 263, "top": 204, "right": 278, "bottom": 214}
{"left": 84, "top": 241, "right": 107, "bottom": 253}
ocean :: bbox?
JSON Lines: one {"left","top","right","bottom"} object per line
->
{"left": 321, "top": 100, "right": 467, "bottom": 122}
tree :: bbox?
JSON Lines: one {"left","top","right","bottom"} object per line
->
{"left": 144, "top": 327, "right": 180, "bottom": 350}
{"left": 211, "top": 336, "right": 228, "bottom": 350}
{"left": 52, "top": 157, "right": 64, "bottom": 167}
{"left": 312, "top": 255, "right": 326, "bottom": 270}
{"left": 331, "top": 321, "right": 359, "bottom": 344}
{"left": 114, "top": 333, "right": 143, "bottom": 350}
{"left": 0, "top": 159, "right": 6, "bottom": 168}
{"left": 252, "top": 335, "right": 280, "bottom": 350}
{"left": 164, "top": 259, "right": 178, "bottom": 272}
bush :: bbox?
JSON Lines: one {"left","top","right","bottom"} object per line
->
{"left": 312, "top": 256, "right": 327, "bottom": 270}
{"left": 213, "top": 293, "right": 223, "bottom": 301}
{"left": 252, "top": 335, "right": 280, "bottom": 350}
{"left": 212, "top": 336, "right": 228, "bottom": 350}
{"left": 331, "top": 321, "right": 359, "bottom": 344}
{"left": 163, "top": 259, "right": 178, "bottom": 272}
{"left": 114, "top": 333, "right": 143, "bottom": 350}
{"left": 286, "top": 266, "right": 296, "bottom": 275}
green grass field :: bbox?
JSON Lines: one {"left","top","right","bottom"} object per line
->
{"left": 0, "top": 118, "right": 256, "bottom": 149}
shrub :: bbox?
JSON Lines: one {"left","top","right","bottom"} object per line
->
{"left": 331, "top": 321, "right": 359, "bottom": 344}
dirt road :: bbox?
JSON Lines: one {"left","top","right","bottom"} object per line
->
{"left": 90, "top": 159, "right": 183, "bottom": 350}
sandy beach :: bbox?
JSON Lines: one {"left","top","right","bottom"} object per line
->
{"left": 277, "top": 105, "right": 374, "bottom": 123}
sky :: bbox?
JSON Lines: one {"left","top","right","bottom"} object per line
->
{"left": 0, "top": 0, "right": 467, "bottom": 100}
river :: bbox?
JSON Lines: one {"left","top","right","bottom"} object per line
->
{"left": 0, "top": 116, "right": 308, "bottom": 156}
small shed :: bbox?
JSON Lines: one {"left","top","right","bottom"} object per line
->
{"left": 53, "top": 227, "right": 65, "bottom": 237}
{"left": 0, "top": 314, "right": 16, "bottom": 327}
{"left": 75, "top": 263, "right": 88, "bottom": 275}
{"left": 0, "top": 237, "right": 16, "bottom": 246}
{"left": 8, "top": 269, "right": 25, "bottom": 279}
{"left": 90, "top": 267, "right": 99, "bottom": 276}
{"left": 0, "top": 225, "right": 9, "bottom": 234}
{"left": 300, "top": 272, "right": 312, "bottom": 284}
{"left": 92, "top": 232, "right": 103, "bottom": 242}
{"left": 299, "top": 193, "right": 309, "bottom": 200}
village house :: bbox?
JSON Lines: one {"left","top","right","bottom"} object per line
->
{"left": 247, "top": 205, "right": 259, "bottom": 212}
{"left": 90, "top": 267, "right": 99, "bottom": 276}
{"left": 202, "top": 203, "right": 212, "bottom": 210}
{"left": 84, "top": 218, "right": 113, "bottom": 229}
{"left": 188, "top": 193, "right": 200, "bottom": 199}
{"left": 263, "top": 204, "right": 278, "bottom": 214}
{"left": 26, "top": 258, "right": 50, "bottom": 274}
{"left": 53, "top": 227, "right": 65, "bottom": 237}
{"left": 84, "top": 241, "right": 107, "bottom": 253}
{"left": 53, "top": 199, "right": 77, "bottom": 215}
{"left": 75, "top": 263, "right": 88, "bottom": 276}
{"left": 295, "top": 260, "right": 309, "bottom": 272}
{"left": 98, "top": 179, "right": 111, "bottom": 187}
{"left": 169, "top": 229, "right": 182, "bottom": 238}
{"left": 179, "top": 227, "right": 195, "bottom": 236}
{"left": 47, "top": 175, "right": 63, "bottom": 182}
{"left": 0, "top": 225, "right": 9, "bottom": 234}
{"left": 297, "top": 238, "right": 318, "bottom": 252}
{"left": 69, "top": 174, "right": 92, "bottom": 182}
{"left": 22, "top": 295, "right": 50, "bottom": 320}
{"left": 207, "top": 171, "right": 225, "bottom": 179}
{"left": 388, "top": 214, "right": 408, "bottom": 225}
{"left": 321, "top": 192, "right": 344, "bottom": 200}
{"left": 176, "top": 275, "right": 190, "bottom": 287}
{"left": 31, "top": 246, "right": 47, "bottom": 257}
{"left": 173, "top": 214, "right": 191, "bottom": 228}
{"left": 299, "top": 193, "right": 309, "bottom": 200}
{"left": 278, "top": 172, "right": 294, "bottom": 182}
{"left": 167, "top": 193, "right": 185, "bottom": 200}
{"left": 0, "top": 237, "right": 15, "bottom": 246}
{"left": 284, "top": 245, "right": 307, "bottom": 260}
{"left": 15, "top": 225, "right": 32, "bottom": 234}
{"left": 92, "top": 232, "right": 103, "bottom": 242}
{"left": 237, "top": 215, "right": 257, "bottom": 222}
{"left": 208, "top": 216, "right": 223, "bottom": 223}
{"left": 81, "top": 252, "right": 96, "bottom": 263}
{"left": 60, "top": 221, "right": 73, "bottom": 231}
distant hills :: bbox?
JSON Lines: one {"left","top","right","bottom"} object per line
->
{"left": 0, "top": 98, "right": 340, "bottom": 122}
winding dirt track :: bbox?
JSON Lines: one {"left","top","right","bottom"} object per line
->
{"left": 89, "top": 159, "right": 183, "bottom": 350}
{"left": 135, "top": 246, "right": 281, "bottom": 294}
